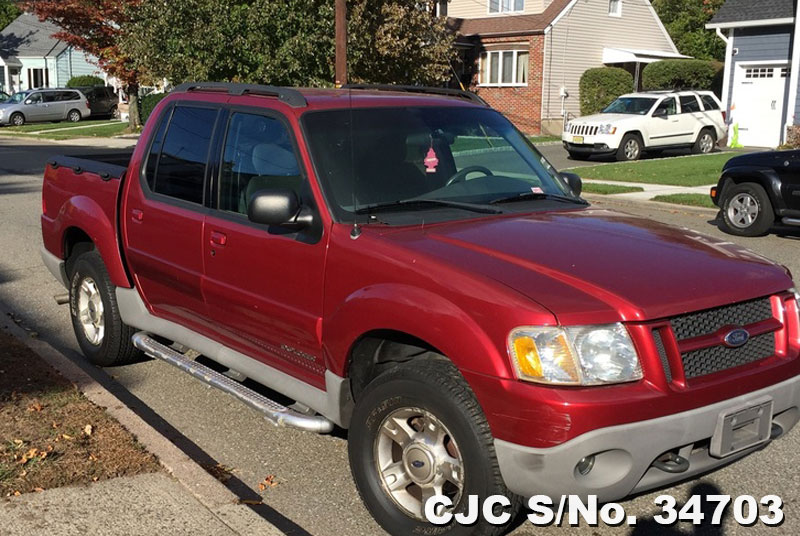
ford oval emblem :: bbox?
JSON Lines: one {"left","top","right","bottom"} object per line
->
{"left": 724, "top": 328, "right": 750, "bottom": 348}
{"left": 411, "top": 460, "right": 425, "bottom": 468}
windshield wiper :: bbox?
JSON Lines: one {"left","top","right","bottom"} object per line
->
{"left": 489, "top": 191, "right": 588, "bottom": 206}
{"left": 354, "top": 198, "right": 503, "bottom": 215}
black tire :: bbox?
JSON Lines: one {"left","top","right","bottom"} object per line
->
{"left": 348, "top": 359, "right": 520, "bottom": 536}
{"left": 616, "top": 133, "right": 643, "bottom": 161}
{"left": 693, "top": 128, "right": 716, "bottom": 154}
{"left": 67, "top": 109, "right": 82, "bottom": 123}
{"left": 68, "top": 250, "right": 142, "bottom": 366}
{"left": 720, "top": 182, "right": 775, "bottom": 237}
{"left": 10, "top": 112, "right": 24, "bottom": 126}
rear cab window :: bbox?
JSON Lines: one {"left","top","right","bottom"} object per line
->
{"left": 700, "top": 95, "right": 720, "bottom": 111}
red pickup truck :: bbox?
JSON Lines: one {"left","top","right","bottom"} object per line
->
{"left": 42, "top": 83, "right": 800, "bottom": 535}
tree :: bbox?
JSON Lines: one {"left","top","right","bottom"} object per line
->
{"left": 652, "top": 0, "right": 726, "bottom": 61}
{"left": 22, "top": 0, "right": 143, "bottom": 128}
{"left": 0, "top": 0, "right": 21, "bottom": 31}
{"left": 121, "top": 0, "right": 455, "bottom": 87}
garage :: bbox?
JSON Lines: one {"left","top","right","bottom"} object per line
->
{"left": 731, "top": 63, "right": 790, "bottom": 148}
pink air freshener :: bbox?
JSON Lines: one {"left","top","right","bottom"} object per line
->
{"left": 424, "top": 147, "right": 439, "bottom": 174}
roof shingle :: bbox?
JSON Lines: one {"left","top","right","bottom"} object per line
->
{"left": 0, "top": 13, "right": 67, "bottom": 62}
{"left": 709, "top": 0, "right": 795, "bottom": 25}
{"left": 448, "top": 0, "right": 573, "bottom": 37}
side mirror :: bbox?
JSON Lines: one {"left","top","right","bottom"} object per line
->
{"left": 562, "top": 172, "right": 582, "bottom": 196}
{"left": 24, "top": 99, "right": 33, "bottom": 105}
{"left": 247, "top": 188, "right": 313, "bottom": 229}
{"left": 652, "top": 108, "right": 668, "bottom": 119}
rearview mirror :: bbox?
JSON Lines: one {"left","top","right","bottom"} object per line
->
{"left": 562, "top": 172, "right": 582, "bottom": 196}
{"left": 247, "top": 188, "right": 313, "bottom": 229}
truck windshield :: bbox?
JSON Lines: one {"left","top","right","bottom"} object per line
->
{"left": 302, "top": 106, "right": 579, "bottom": 221}
{"left": 602, "top": 97, "right": 657, "bottom": 115}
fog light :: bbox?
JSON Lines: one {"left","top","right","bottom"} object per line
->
{"left": 576, "top": 455, "right": 595, "bottom": 476}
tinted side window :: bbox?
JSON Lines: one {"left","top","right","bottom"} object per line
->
{"left": 67, "top": 91, "right": 80, "bottom": 101}
{"left": 42, "top": 92, "right": 58, "bottom": 103}
{"left": 219, "top": 112, "right": 301, "bottom": 214}
{"left": 27, "top": 93, "right": 42, "bottom": 104}
{"left": 654, "top": 97, "right": 676, "bottom": 116}
{"left": 151, "top": 106, "right": 218, "bottom": 204}
{"left": 680, "top": 95, "right": 701, "bottom": 113}
{"left": 701, "top": 95, "right": 720, "bottom": 111}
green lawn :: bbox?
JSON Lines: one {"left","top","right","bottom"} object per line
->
{"left": 572, "top": 153, "right": 735, "bottom": 187}
{"left": 581, "top": 183, "right": 644, "bottom": 195}
{"left": 651, "top": 193, "right": 717, "bottom": 208}
{"left": 450, "top": 135, "right": 560, "bottom": 153}
{"left": 36, "top": 122, "right": 130, "bottom": 140}
{"left": 0, "top": 119, "right": 119, "bottom": 133}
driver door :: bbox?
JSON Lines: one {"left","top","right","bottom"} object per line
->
{"left": 23, "top": 92, "right": 51, "bottom": 122}
{"left": 647, "top": 97, "right": 680, "bottom": 147}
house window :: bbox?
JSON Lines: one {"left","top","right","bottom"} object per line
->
{"left": 608, "top": 0, "right": 622, "bottom": 16}
{"left": 489, "top": 0, "right": 524, "bottom": 14}
{"left": 781, "top": 67, "right": 790, "bottom": 78}
{"left": 745, "top": 67, "right": 774, "bottom": 79}
{"left": 28, "top": 68, "right": 48, "bottom": 89}
{"left": 480, "top": 50, "right": 529, "bottom": 86}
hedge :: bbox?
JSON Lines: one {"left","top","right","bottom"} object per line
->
{"left": 642, "top": 60, "right": 724, "bottom": 94}
{"left": 579, "top": 67, "right": 634, "bottom": 116}
{"left": 139, "top": 92, "right": 170, "bottom": 126}
{"left": 66, "top": 75, "right": 105, "bottom": 88}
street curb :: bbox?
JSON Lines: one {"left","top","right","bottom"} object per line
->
{"left": 583, "top": 193, "right": 720, "bottom": 215}
{"left": 0, "top": 311, "right": 281, "bottom": 536}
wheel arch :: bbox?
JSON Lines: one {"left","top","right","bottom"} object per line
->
{"left": 718, "top": 167, "right": 783, "bottom": 211}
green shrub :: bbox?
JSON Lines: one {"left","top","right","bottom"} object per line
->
{"left": 579, "top": 67, "right": 634, "bottom": 116}
{"left": 66, "top": 75, "right": 105, "bottom": 88}
{"left": 642, "top": 60, "right": 723, "bottom": 94}
{"left": 139, "top": 92, "right": 169, "bottom": 126}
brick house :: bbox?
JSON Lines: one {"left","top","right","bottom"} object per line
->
{"left": 443, "top": 0, "right": 682, "bottom": 134}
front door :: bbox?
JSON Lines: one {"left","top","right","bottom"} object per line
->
{"left": 732, "top": 64, "right": 788, "bottom": 148}
{"left": 201, "top": 109, "right": 329, "bottom": 388}
{"left": 23, "top": 92, "right": 52, "bottom": 121}
{"left": 647, "top": 97, "right": 681, "bottom": 147}
{"left": 123, "top": 103, "right": 222, "bottom": 333}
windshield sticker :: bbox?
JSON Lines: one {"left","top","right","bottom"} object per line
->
{"left": 424, "top": 147, "right": 439, "bottom": 174}
{"left": 531, "top": 186, "right": 544, "bottom": 194}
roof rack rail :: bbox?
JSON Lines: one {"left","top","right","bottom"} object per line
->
{"left": 342, "top": 84, "right": 487, "bottom": 106}
{"left": 172, "top": 82, "right": 307, "bottom": 108}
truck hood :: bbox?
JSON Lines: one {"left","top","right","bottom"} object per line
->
{"left": 384, "top": 208, "right": 792, "bottom": 323}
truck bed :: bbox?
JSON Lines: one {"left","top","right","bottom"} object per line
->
{"left": 47, "top": 150, "right": 133, "bottom": 181}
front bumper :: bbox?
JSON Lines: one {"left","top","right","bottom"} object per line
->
{"left": 495, "top": 373, "right": 800, "bottom": 502}
{"left": 563, "top": 141, "right": 617, "bottom": 156}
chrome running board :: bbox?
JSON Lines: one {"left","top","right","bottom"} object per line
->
{"left": 132, "top": 332, "right": 335, "bottom": 434}
{"left": 782, "top": 217, "right": 800, "bottom": 227}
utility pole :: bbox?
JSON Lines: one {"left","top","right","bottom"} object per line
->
{"left": 335, "top": 0, "right": 347, "bottom": 87}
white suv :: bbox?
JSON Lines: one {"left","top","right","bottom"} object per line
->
{"left": 562, "top": 90, "right": 726, "bottom": 161}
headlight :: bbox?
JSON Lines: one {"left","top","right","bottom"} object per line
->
{"left": 597, "top": 124, "right": 617, "bottom": 135}
{"left": 508, "top": 324, "right": 642, "bottom": 386}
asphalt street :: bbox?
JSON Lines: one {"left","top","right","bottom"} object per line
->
{"left": 1, "top": 136, "right": 799, "bottom": 535}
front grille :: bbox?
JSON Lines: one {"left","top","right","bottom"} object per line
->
{"left": 682, "top": 333, "right": 776, "bottom": 379}
{"left": 568, "top": 124, "right": 598, "bottom": 136}
{"left": 670, "top": 297, "right": 773, "bottom": 341}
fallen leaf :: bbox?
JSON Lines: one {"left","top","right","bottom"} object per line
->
{"left": 12, "top": 439, "right": 23, "bottom": 447}
{"left": 62, "top": 434, "right": 72, "bottom": 440}
{"left": 52, "top": 422, "right": 58, "bottom": 429}
{"left": 88, "top": 453, "right": 98, "bottom": 462}
{"left": 13, "top": 491, "right": 20, "bottom": 497}
{"left": 27, "top": 402, "right": 43, "bottom": 412}
{"left": 83, "top": 424, "right": 93, "bottom": 436}
{"left": 33, "top": 488, "right": 44, "bottom": 493}
{"left": 258, "top": 482, "right": 266, "bottom": 491}
{"left": 92, "top": 477, "right": 98, "bottom": 482}
{"left": 237, "top": 499, "right": 262, "bottom": 505}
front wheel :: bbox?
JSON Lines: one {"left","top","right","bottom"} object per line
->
{"left": 348, "top": 359, "right": 519, "bottom": 536}
{"left": 10, "top": 112, "right": 24, "bottom": 126}
{"left": 720, "top": 182, "right": 775, "bottom": 236}
{"left": 68, "top": 250, "right": 142, "bottom": 366}
{"left": 616, "top": 134, "right": 642, "bottom": 161}
{"left": 67, "top": 109, "right": 82, "bottom": 122}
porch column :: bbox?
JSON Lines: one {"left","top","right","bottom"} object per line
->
{"left": 785, "top": 4, "right": 800, "bottom": 131}
{"left": 3, "top": 64, "right": 9, "bottom": 93}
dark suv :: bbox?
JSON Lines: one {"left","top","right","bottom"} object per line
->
{"left": 711, "top": 150, "right": 800, "bottom": 236}
{"left": 77, "top": 86, "right": 118, "bottom": 118}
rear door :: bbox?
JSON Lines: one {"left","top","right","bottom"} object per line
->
{"left": 123, "top": 102, "right": 223, "bottom": 332}
{"left": 201, "top": 106, "right": 329, "bottom": 387}
{"left": 647, "top": 97, "right": 681, "bottom": 147}
{"left": 675, "top": 95, "right": 703, "bottom": 145}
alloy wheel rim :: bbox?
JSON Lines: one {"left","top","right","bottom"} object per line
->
{"left": 700, "top": 134, "right": 713, "bottom": 153}
{"left": 77, "top": 277, "right": 105, "bottom": 345}
{"left": 12, "top": 115, "right": 22, "bottom": 126}
{"left": 727, "top": 193, "right": 759, "bottom": 228}
{"left": 69, "top": 112, "right": 80, "bottom": 122}
{"left": 374, "top": 407, "right": 464, "bottom": 521}
{"left": 624, "top": 139, "right": 639, "bottom": 160}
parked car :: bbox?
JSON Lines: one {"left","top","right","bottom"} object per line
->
{"left": 77, "top": 85, "right": 119, "bottom": 118}
{"left": 563, "top": 90, "right": 726, "bottom": 161}
{"left": 0, "top": 88, "right": 91, "bottom": 126}
{"left": 711, "top": 149, "right": 800, "bottom": 236}
{"left": 0, "top": 90, "right": 9, "bottom": 103}
{"left": 41, "top": 83, "right": 800, "bottom": 536}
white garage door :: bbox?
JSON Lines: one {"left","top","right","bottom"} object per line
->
{"left": 731, "top": 64, "right": 788, "bottom": 148}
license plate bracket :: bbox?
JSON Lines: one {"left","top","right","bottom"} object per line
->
{"left": 573, "top": 135, "right": 584, "bottom": 144}
{"left": 710, "top": 397, "right": 773, "bottom": 458}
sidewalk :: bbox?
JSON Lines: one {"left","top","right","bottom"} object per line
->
{"left": 0, "top": 311, "right": 282, "bottom": 536}
{"left": 582, "top": 178, "right": 714, "bottom": 203}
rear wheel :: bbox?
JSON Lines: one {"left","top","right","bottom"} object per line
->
{"left": 720, "top": 182, "right": 775, "bottom": 236}
{"left": 67, "top": 109, "right": 82, "bottom": 123}
{"left": 616, "top": 133, "right": 642, "bottom": 161}
{"left": 10, "top": 112, "right": 24, "bottom": 126}
{"left": 693, "top": 128, "right": 716, "bottom": 154}
{"left": 348, "top": 359, "right": 520, "bottom": 536}
{"left": 68, "top": 250, "right": 142, "bottom": 366}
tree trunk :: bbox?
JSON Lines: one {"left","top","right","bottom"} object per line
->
{"left": 127, "top": 83, "right": 141, "bottom": 130}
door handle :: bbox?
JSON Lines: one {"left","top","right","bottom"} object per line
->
{"left": 131, "top": 208, "right": 144, "bottom": 223}
{"left": 210, "top": 231, "right": 227, "bottom": 247}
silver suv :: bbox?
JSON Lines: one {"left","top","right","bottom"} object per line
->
{"left": 0, "top": 88, "right": 92, "bottom": 126}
